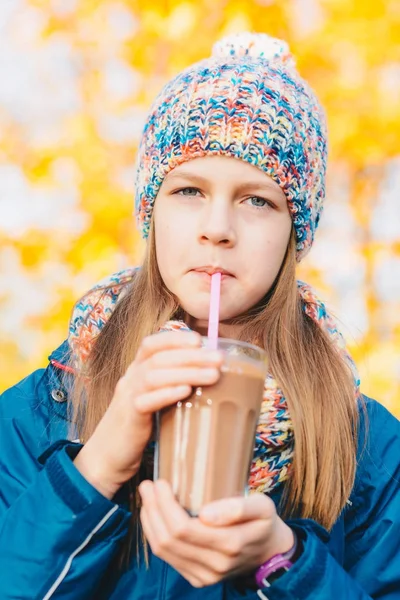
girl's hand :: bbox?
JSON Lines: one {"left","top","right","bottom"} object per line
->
{"left": 139, "top": 479, "right": 295, "bottom": 588}
{"left": 74, "top": 332, "right": 223, "bottom": 499}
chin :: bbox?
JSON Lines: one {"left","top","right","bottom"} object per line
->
{"left": 180, "top": 300, "right": 245, "bottom": 323}
{"left": 179, "top": 302, "right": 210, "bottom": 321}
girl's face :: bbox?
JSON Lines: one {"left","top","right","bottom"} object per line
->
{"left": 153, "top": 156, "right": 292, "bottom": 334}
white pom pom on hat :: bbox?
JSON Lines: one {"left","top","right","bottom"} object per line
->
{"left": 211, "top": 31, "right": 296, "bottom": 69}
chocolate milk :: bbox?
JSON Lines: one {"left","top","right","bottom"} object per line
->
{"left": 155, "top": 348, "right": 267, "bottom": 515}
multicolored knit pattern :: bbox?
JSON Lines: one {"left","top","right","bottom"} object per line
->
{"left": 68, "top": 268, "right": 359, "bottom": 495}
{"left": 134, "top": 32, "right": 328, "bottom": 261}
{"left": 68, "top": 267, "right": 139, "bottom": 368}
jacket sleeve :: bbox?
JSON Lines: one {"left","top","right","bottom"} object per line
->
{"left": 0, "top": 369, "right": 131, "bottom": 600}
{"left": 225, "top": 398, "right": 400, "bottom": 600}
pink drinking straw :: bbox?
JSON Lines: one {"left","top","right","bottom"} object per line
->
{"left": 207, "top": 272, "right": 221, "bottom": 350}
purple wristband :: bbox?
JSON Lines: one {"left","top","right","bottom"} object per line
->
{"left": 254, "top": 530, "right": 298, "bottom": 590}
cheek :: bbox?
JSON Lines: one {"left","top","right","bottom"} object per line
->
{"left": 157, "top": 221, "right": 191, "bottom": 256}
{"left": 242, "top": 223, "right": 290, "bottom": 290}
{"left": 154, "top": 213, "right": 192, "bottom": 281}
{"left": 155, "top": 225, "right": 174, "bottom": 279}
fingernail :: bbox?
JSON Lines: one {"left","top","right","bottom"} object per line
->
{"left": 209, "top": 351, "right": 223, "bottom": 362}
{"left": 176, "top": 385, "right": 190, "bottom": 395}
{"left": 200, "top": 506, "right": 220, "bottom": 523}
{"left": 154, "top": 479, "right": 164, "bottom": 491}
{"left": 205, "top": 368, "right": 219, "bottom": 378}
{"left": 138, "top": 481, "right": 150, "bottom": 496}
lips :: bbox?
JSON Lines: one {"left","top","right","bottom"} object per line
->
{"left": 191, "top": 266, "right": 234, "bottom": 278}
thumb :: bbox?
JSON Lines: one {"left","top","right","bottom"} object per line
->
{"left": 199, "top": 493, "right": 276, "bottom": 526}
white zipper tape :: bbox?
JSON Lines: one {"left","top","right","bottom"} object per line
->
{"left": 42, "top": 505, "right": 119, "bottom": 599}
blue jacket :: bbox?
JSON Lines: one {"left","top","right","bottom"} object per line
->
{"left": 1, "top": 339, "right": 399, "bottom": 599}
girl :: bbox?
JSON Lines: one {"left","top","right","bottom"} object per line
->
{"left": 1, "top": 32, "right": 399, "bottom": 600}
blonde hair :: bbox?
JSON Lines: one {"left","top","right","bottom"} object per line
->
{"left": 70, "top": 225, "right": 359, "bottom": 566}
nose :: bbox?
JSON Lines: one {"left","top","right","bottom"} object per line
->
{"left": 198, "top": 198, "right": 236, "bottom": 248}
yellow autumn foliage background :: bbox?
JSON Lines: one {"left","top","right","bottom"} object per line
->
{"left": 1, "top": 0, "right": 399, "bottom": 415}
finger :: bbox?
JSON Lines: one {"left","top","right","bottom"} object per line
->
{"left": 199, "top": 493, "right": 276, "bottom": 526}
{"left": 140, "top": 481, "right": 228, "bottom": 562}
{"left": 151, "top": 480, "right": 234, "bottom": 552}
{"left": 142, "top": 366, "right": 220, "bottom": 393}
{"left": 148, "top": 348, "right": 223, "bottom": 369}
{"left": 140, "top": 504, "right": 206, "bottom": 585}
{"left": 134, "top": 385, "right": 193, "bottom": 413}
{"left": 139, "top": 513, "right": 208, "bottom": 589}
{"left": 150, "top": 479, "right": 193, "bottom": 537}
{"left": 140, "top": 504, "right": 168, "bottom": 557}
{"left": 139, "top": 482, "right": 196, "bottom": 560}
{"left": 136, "top": 332, "right": 202, "bottom": 362}
{"left": 150, "top": 482, "right": 284, "bottom": 579}
{"left": 121, "top": 364, "right": 220, "bottom": 408}
{"left": 143, "top": 481, "right": 237, "bottom": 584}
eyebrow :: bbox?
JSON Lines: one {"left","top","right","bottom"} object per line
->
{"left": 165, "top": 171, "right": 284, "bottom": 198}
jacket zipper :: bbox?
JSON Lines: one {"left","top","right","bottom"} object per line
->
{"left": 42, "top": 505, "right": 119, "bottom": 599}
{"left": 159, "top": 560, "right": 168, "bottom": 600}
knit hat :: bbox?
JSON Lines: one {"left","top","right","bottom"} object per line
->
{"left": 134, "top": 32, "right": 328, "bottom": 261}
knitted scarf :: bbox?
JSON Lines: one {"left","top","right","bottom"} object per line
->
{"left": 68, "top": 268, "right": 360, "bottom": 494}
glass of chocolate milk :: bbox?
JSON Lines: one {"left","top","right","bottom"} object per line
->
{"left": 154, "top": 338, "right": 268, "bottom": 516}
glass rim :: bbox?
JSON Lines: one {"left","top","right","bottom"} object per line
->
{"left": 201, "top": 335, "right": 267, "bottom": 360}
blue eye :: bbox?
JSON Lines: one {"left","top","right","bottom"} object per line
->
{"left": 246, "top": 196, "right": 270, "bottom": 209}
{"left": 176, "top": 187, "right": 200, "bottom": 196}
